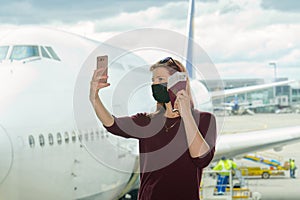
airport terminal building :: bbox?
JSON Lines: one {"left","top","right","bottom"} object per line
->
{"left": 202, "top": 78, "right": 300, "bottom": 113}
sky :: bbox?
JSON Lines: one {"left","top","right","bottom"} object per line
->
{"left": 0, "top": 0, "right": 300, "bottom": 82}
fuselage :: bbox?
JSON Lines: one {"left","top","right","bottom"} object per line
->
{"left": 0, "top": 27, "right": 144, "bottom": 200}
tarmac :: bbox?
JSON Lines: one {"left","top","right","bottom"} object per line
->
{"left": 216, "top": 113, "right": 300, "bottom": 200}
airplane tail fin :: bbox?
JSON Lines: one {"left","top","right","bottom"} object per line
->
{"left": 185, "top": 0, "right": 195, "bottom": 78}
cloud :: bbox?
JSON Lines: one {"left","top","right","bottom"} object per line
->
{"left": 188, "top": 0, "right": 300, "bottom": 80}
{"left": 93, "top": 2, "right": 188, "bottom": 32}
{"left": 0, "top": 0, "right": 299, "bottom": 81}
{"left": 0, "top": 0, "right": 187, "bottom": 24}
{"left": 216, "top": 60, "right": 300, "bottom": 81}
{"left": 216, "top": 61, "right": 275, "bottom": 79}
{"left": 76, "top": 0, "right": 300, "bottom": 80}
{"left": 261, "top": 0, "right": 300, "bottom": 12}
{"left": 0, "top": 0, "right": 221, "bottom": 24}
{"left": 277, "top": 49, "right": 300, "bottom": 68}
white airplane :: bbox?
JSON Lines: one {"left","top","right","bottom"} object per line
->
{"left": 1, "top": 1, "right": 300, "bottom": 200}
{"left": 214, "top": 96, "right": 277, "bottom": 115}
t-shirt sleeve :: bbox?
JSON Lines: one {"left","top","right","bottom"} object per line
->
{"left": 190, "top": 111, "right": 217, "bottom": 169}
{"left": 103, "top": 113, "right": 151, "bottom": 139}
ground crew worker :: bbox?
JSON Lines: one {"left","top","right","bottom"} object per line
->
{"left": 229, "top": 158, "right": 246, "bottom": 188}
{"left": 213, "top": 156, "right": 232, "bottom": 195}
{"left": 290, "top": 159, "right": 296, "bottom": 178}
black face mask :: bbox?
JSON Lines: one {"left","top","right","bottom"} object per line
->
{"left": 151, "top": 83, "right": 170, "bottom": 103}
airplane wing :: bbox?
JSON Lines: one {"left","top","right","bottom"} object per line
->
{"left": 213, "top": 106, "right": 232, "bottom": 111}
{"left": 213, "top": 126, "right": 300, "bottom": 160}
{"left": 244, "top": 103, "right": 277, "bottom": 109}
{"left": 210, "top": 80, "right": 294, "bottom": 100}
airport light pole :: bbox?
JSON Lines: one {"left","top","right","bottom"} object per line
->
{"left": 269, "top": 62, "right": 277, "bottom": 81}
{"left": 269, "top": 62, "right": 277, "bottom": 100}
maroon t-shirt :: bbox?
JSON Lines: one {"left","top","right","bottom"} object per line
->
{"left": 104, "top": 109, "right": 216, "bottom": 200}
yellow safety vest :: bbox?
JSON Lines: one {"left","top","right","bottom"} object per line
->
{"left": 213, "top": 160, "right": 232, "bottom": 176}
{"left": 290, "top": 161, "right": 296, "bottom": 170}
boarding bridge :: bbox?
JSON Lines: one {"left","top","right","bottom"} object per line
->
{"left": 200, "top": 170, "right": 261, "bottom": 200}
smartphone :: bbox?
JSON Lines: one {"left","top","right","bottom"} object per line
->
{"left": 97, "top": 55, "right": 108, "bottom": 83}
{"left": 167, "top": 72, "right": 187, "bottom": 109}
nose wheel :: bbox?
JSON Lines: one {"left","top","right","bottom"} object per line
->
{"left": 0, "top": 125, "right": 13, "bottom": 185}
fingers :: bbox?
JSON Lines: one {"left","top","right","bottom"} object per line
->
{"left": 176, "top": 90, "right": 190, "bottom": 109}
{"left": 94, "top": 68, "right": 107, "bottom": 75}
{"left": 173, "top": 99, "right": 180, "bottom": 109}
{"left": 92, "top": 68, "right": 108, "bottom": 82}
{"left": 91, "top": 68, "right": 109, "bottom": 86}
{"left": 90, "top": 80, "right": 110, "bottom": 89}
{"left": 176, "top": 90, "right": 189, "bottom": 100}
{"left": 97, "top": 82, "right": 110, "bottom": 89}
{"left": 92, "top": 75, "right": 109, "bottom": 83}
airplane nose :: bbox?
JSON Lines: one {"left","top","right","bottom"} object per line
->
{"left": 0, "top": 124, "right": 13, "bottom": 185}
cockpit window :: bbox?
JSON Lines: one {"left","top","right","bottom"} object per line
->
{"left": 0, "top": 46, "right": 9, "bottom": 61}
{"left": 41, "top": 46, "right": 51, "bottom": 59}
{"left": 10, "top": 45, "right": 39, "bottom": 61}
{"left": 45, "top": 46, "right": 61, "bottom": 61}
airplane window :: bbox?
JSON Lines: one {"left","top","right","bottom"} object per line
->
{"left": 41, "top": 46, "right": 51, "bottom": 59}
{"left": 96, "top": 131, "right": 100, "bottom": 140}
{"left": 48, "top": 133, "right": 54, "bottom": 145}
{"left": 57, "top": 132, "right": 62, "bottom": 145}
{"left": 39, "top": 134, "right": 45, "bottom": 147}
{"left": 85, "top": 133, "right": 89, "bottom": 141}
{"left": 0, "top": 46, "right": 9, "bottom": 61}
{"left": 64, "top": 132, "right": 69, "bottom": 144}
{"left": 45, "top": 46, "right": 61, "bottom": 61}
{"left": 90, "top": 131, "right": 94, "bottom": 141}
{"left": 28, "top": 135, "right": 35, "bottom": 148}
{"left": 78, "top": 130, "right": 82, "bottom": 142}
{"left": 10, "top": 45, "right": 39, "bottom": 61}
{"left": 101, "top": 130, "right": 105, "bottom": 139}
{"left": 72, "top": 131, "right": 76, "bottom": 143}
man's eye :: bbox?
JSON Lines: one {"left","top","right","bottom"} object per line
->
{"left": 158, "top": 78, "right": 164, "bottom": 81}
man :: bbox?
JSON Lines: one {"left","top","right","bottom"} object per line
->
{"left": 213, "top": 156, "right": 232, "bottom": 195}
{"left": 229, "top": 158, "right": 246, "bottom": 188}
{"left": 290, "top": 159, "right": 296, "bottom": 178}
